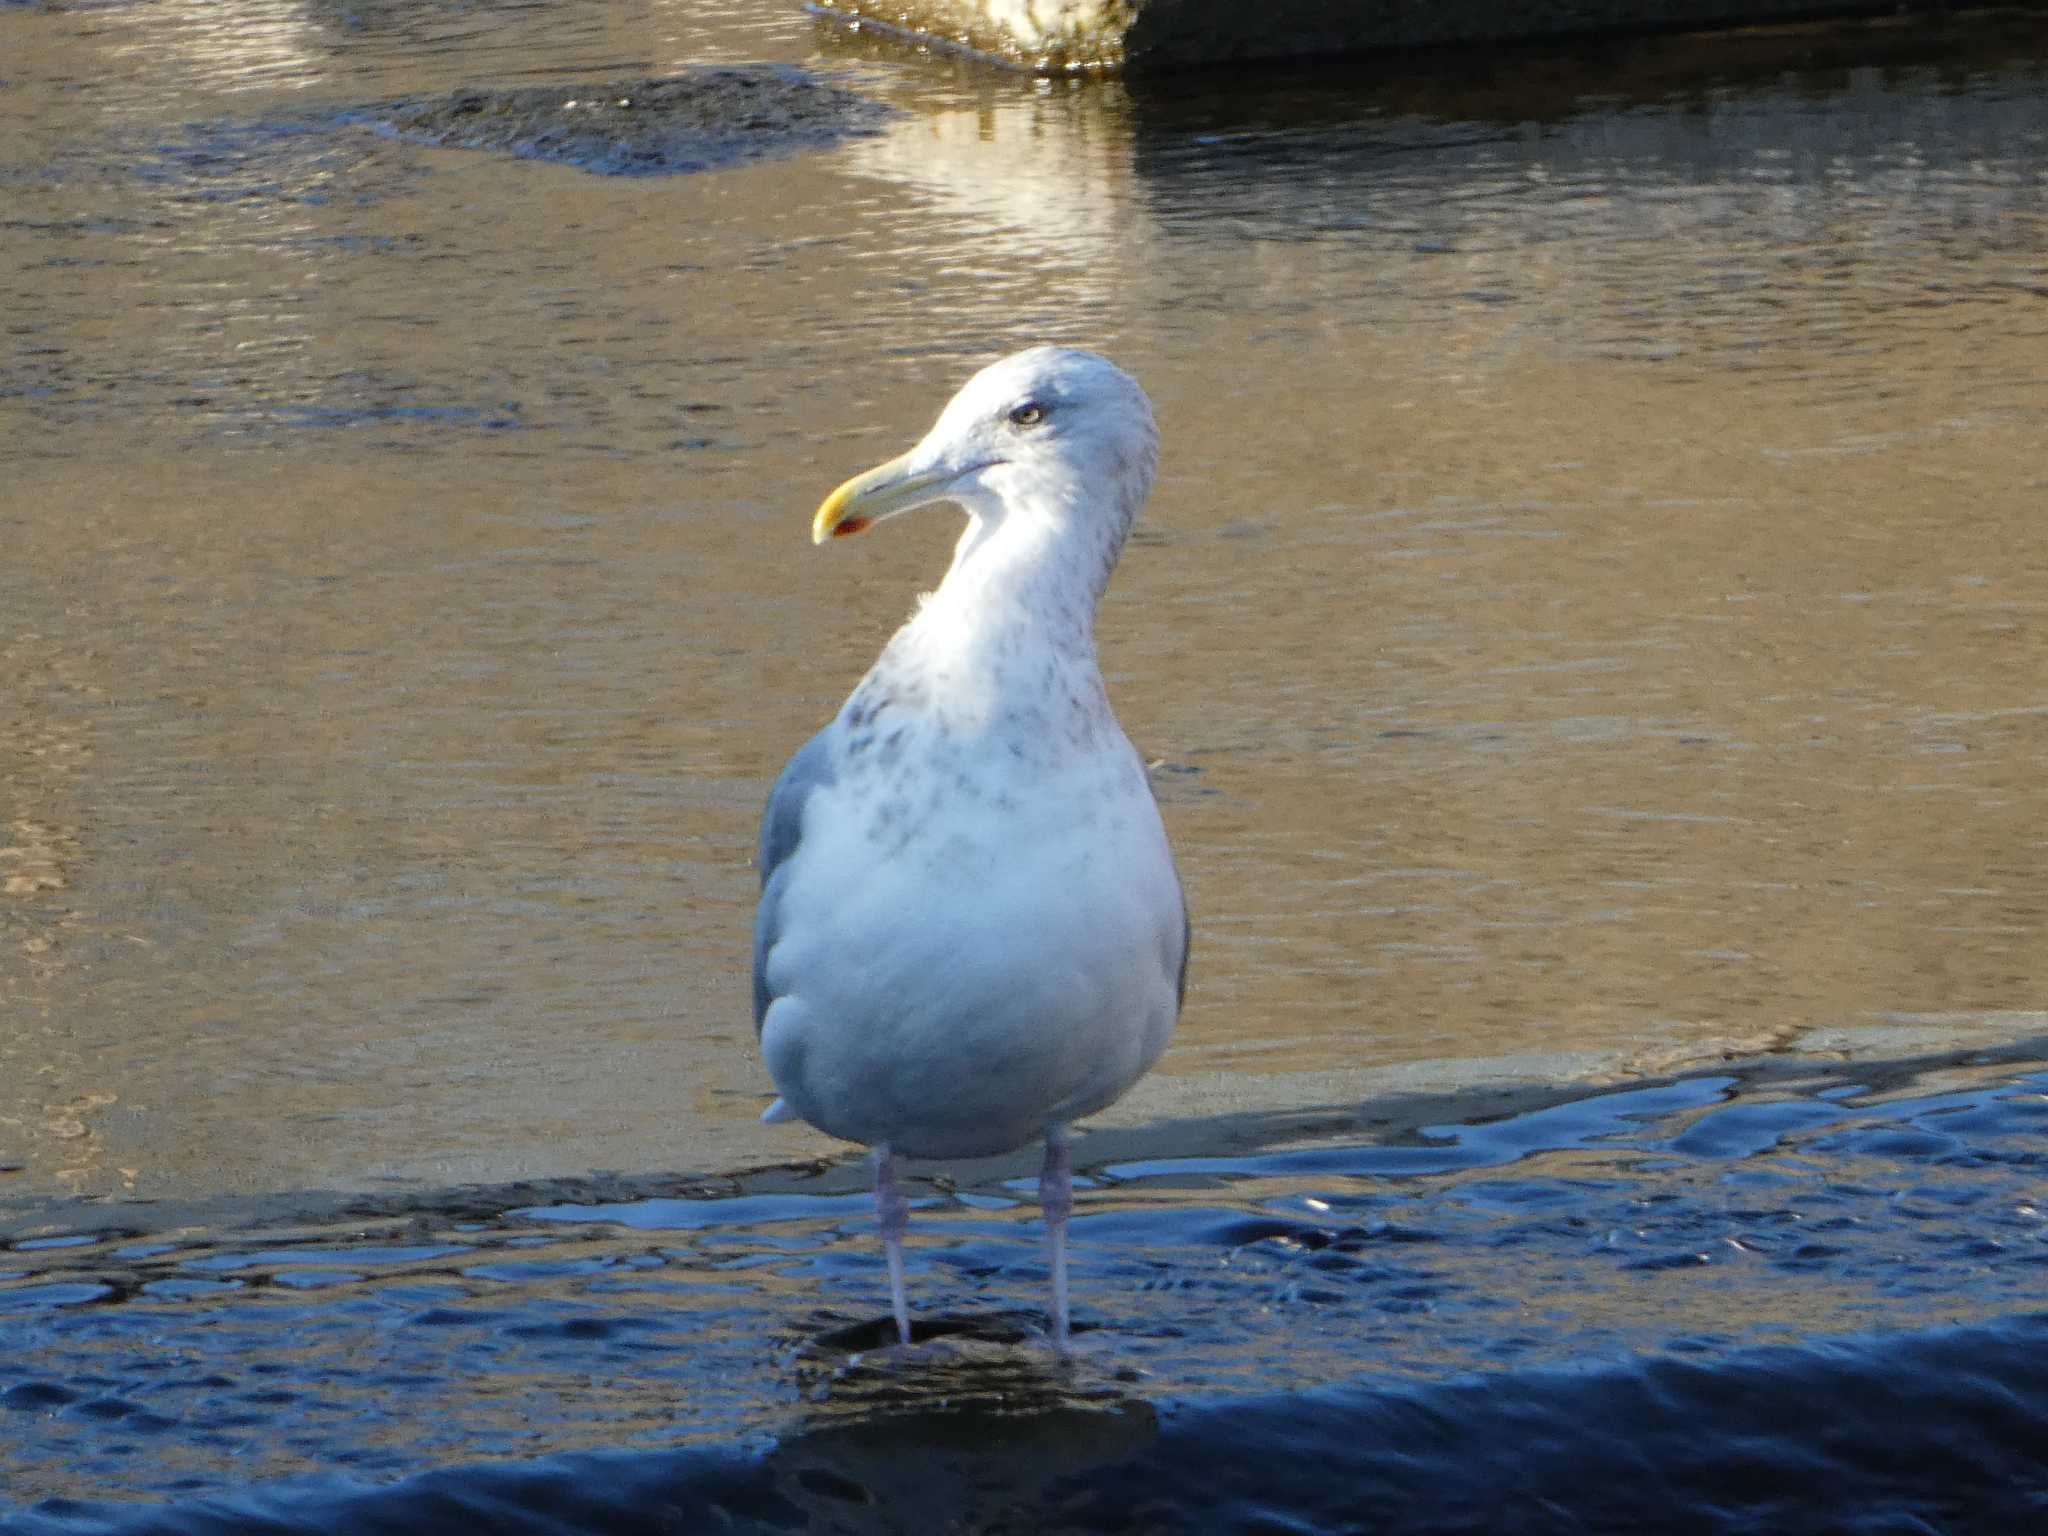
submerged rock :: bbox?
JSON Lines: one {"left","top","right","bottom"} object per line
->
{"left": 367, "top": 67, "right": 895, "bottom": 176}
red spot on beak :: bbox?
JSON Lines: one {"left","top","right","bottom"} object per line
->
{"left": 833, "top": 516, "right": 872, "bottom": 538}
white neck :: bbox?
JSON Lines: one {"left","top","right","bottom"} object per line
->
{"left": 927, "top": 466, "right": 1132, "bottom": 650}
{"left": 865, "top": 475, "right": 1137, "bottom": 741}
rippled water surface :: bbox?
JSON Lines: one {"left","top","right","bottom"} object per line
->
{"left": 3, "top": 1, "right": 2048, "bottom": 1526}
{"left": 5, "top": 0, "right": 2048, "bottom": 1202}
{"left": 3, "top": 1053, "right": 2046, "bottom": 1530}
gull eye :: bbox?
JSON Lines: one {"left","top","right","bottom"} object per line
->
{"left": 1007, "top": 400, "right": 1047, "bottom": 428}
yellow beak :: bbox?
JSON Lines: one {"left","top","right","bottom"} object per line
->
{"left": 811, "top": 449, "right": 965, "bottom": 545}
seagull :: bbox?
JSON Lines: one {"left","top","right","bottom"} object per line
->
{"left": 752, "top": 346, "right": 1188, "bottom": 1351}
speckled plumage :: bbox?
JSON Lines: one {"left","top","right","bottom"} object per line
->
{"left": 752, "top": 347, "right": 1187, "bottom": 1347}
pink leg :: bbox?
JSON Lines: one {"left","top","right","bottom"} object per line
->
{"left": 1039, "top": 1125, "right": 1073, "bottom": 1350}
{"left": 874, "top": 1145, "right": 912, "bottom": 1346}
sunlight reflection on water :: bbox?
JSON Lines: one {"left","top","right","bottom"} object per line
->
{"left": 0, "top": 3, "right": 2044, "bottom": 1221}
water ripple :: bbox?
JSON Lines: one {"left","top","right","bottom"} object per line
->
{"left": 0, "top": 1053, "right": 2042, "bottom": 1527}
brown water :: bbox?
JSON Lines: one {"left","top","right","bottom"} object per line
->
{"left": 3, "top": 2, "right": 2045, "bottom": 1211}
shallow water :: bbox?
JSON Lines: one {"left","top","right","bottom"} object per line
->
{"left": 4, "top": 3, "right": 2048, "bottom": 1526}
{"left": 2, "top": 1051, "right": 2045, "bottom": 1529}
{"left": 5, "top": 1, "right": 2048, "bottom": 1203}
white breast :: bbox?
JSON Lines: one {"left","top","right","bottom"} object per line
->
{"left": 759, "top": 730, "right": 1182, "bottom": 1159}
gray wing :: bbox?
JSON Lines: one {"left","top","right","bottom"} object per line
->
{"left": 1145, "top": 768, "right": 1192, "bottom": 1014}
{"left": 1175, "top": 895, "right": 1192, "bottom": 1013}
{"left": 753, "top": 727, "right": 838, "bottom": 1034}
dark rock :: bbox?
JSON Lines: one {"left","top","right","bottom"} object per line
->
{"left": 365, "top": 67, "right": 896, "bottom": 176}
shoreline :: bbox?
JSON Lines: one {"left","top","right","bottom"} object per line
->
{"left": 5, "top": 1022, "right": 2041, "bottom": 1244}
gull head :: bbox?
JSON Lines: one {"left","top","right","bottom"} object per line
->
{"left": 812, "top": 346, "right": 1158, "bottom": 546}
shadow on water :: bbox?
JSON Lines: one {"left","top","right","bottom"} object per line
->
{"left": 1109, "top": 6, "right": 2048, "bottom": 120}
{"left": 19, "top": 1324, "right": 2045, "bottom": 1535}
{"left": 3, "top": 1044, "right": 2046, "bottom": 1532}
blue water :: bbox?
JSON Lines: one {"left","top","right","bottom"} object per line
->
{"left": 4, "top": 1055, "right": 2044, "bottom": 1532}
{"left": 6, "top": 7, "right": 2048, "bottom": 1530}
